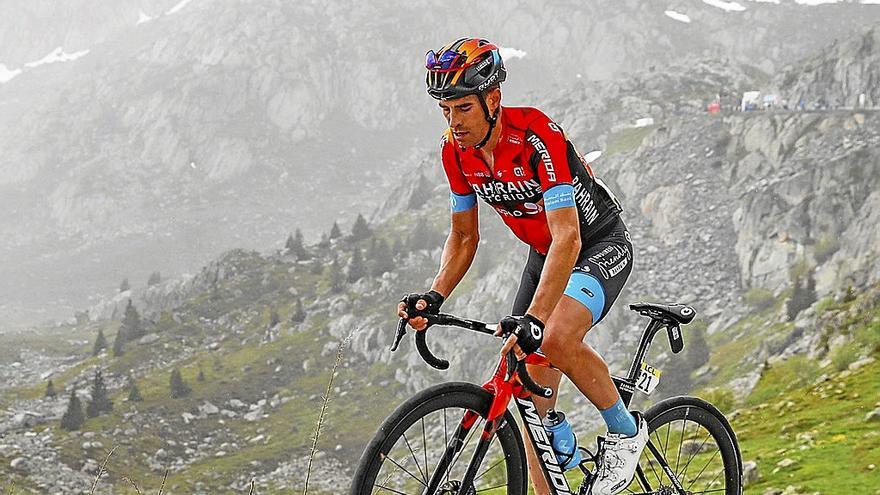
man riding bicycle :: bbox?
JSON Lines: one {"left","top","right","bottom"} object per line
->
{"left": 397, "top": 37, "right": 647, "bottom": 495}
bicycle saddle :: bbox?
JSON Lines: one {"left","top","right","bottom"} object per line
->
{"left": 629, "top": 302, "right": 696, "bottom": 325}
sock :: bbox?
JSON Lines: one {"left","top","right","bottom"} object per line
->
{"left": 600, "top": 397, "right": 638, "bottom": 437}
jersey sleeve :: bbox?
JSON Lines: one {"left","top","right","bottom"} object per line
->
{"left": 525, "top": 114, "right": 575, "bottom": 211}
{"left": 440, "top": 133, "right": 477, "bottom": 212}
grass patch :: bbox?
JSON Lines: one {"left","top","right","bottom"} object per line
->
{"left": 605, "top": 125, "right": 657, "bottom": 156}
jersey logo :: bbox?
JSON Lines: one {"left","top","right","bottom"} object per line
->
{"left": 514, "top": 167, "right": 525, "bottom": 177}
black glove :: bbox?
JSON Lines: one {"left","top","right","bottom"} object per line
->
{"left": 499, "top": 314, "right": 545, "bottom": 355}
{"left": 401, "top": 290, "right": 445, "bottom": 319}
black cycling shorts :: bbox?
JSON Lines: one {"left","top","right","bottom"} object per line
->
{"left": 512, "top": 216, "right": 633, "bottom": 326}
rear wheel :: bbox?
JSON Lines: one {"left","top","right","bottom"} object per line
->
{"left": 624, "top": 396, "right": 742, "bottom": 495}
{"left": 350, "top": 382, "right": 527, "bottom": 495}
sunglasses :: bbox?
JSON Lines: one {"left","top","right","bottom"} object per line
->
{"left": 425, "top": 49, "right": 466, "bottom": 73}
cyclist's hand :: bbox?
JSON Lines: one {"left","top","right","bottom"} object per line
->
{"left": 496, "top": 314, "right": 544, "bottom": 359}
{"left": 397, "top": 290, "right": 444, "bottom": 332}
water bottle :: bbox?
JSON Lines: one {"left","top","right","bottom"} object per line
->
{"left": 543, "top": 409, "right": 582, "bottom": 470}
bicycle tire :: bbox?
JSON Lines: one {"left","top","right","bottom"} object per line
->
{"left": 625, "top": 396, "right": 743, "bottom": 495}
{"left": 350, "top": 382, "right": 527, "bottom": 495}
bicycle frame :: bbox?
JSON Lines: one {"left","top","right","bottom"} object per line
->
{"left": 428, "top": 316, "right": 682, "bottom": 495}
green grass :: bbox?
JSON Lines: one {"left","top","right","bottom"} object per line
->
{"left": 605, "top": 125, "right": 657, "bottom": 156}
{"left": 733, "top": 355, "right": 880, "bottom": 493}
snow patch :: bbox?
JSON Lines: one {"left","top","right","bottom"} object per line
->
{"left": 24, "top": 47, "right": 89, "bottom": 68}
{"left": 861, "top": 0, "right": 880, "bottom": 4}
{"left": 794, "top": 0, "right": 840, "bottom": 3}
{"left": 137, "top": 11, "right": 154, "bottom": 24}
{"left": 702, "top": 0, "right": 747, "bottom": 11}
{"left": 0, "top": 63, "right": 22, "bottom": 83}
{"left": 499, "top": 47, "right": 527, "bottom": 60}
{"left": 167, "top": 0, "right": 194, "bottom": 15}
{"left": 664, "top": 10, "right": 692, "bottom": 22}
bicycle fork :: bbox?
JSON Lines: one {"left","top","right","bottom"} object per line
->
{"left": 421, "top": 410, "right": 503, "bottom": 495}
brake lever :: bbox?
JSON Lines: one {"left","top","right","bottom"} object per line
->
{"left": 390, "top": 318, "right": 407, "bottom": 351}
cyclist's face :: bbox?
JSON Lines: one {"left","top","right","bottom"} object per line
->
{"left": 438, "top": 90, "right": 499, "bottom": 148}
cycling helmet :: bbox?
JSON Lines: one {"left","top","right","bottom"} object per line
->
{"left": 425, "top": 38, "right": 506, "bottom": 100}
{"left": 426, "top": 37, "right": 507, "bottom": 148}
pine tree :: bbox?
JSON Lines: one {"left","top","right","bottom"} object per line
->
{"left": 92, "top": 329, "right": 107, "bottom": 356}
{"left": 147, "top": 271, "right": 162, "bottom": 286}
{"left": 112, "top": 326, "right": 126, "bottom": 357}
{"left": 45, "top": 379, "right": 57, "bottom": 398}
{"left": 369, "top": 238, "right": 395, "bottom": 276}
{"left": 351, "top": 214, "right": 372, "bottom": 241}
{"left": 328, "top": 257, "right": 345, "bottom": 293}
{"left": 169, "top": 368, "right": 191, "bottom": 398}
{"left": 119, "top": 277, "right": 130, "bottom": 292}
{"left": 290, "top": 298, "right": 306, "bottom": 323}
{"left": 86, "top": 370, "right": 113, "bottom": 418}
{"left": 284, "top": 230, "right": 310, "bottom": 259}
{"left": 329, "top": 221, "right": 342, "bottom": 240}
{"left": 120, "top": 300, "right": 144, "bottom": 341}
{"left": 347, "top": 247, "right": 366, "bottom": 283}
{"left": 317, "top": 233, "right": 330, "bottom": 250}
{"left": 127, "top": 378, "right": 143, "bottom": 402}
{"left": 60, "top": 387, "right": 85, "bottom": 431}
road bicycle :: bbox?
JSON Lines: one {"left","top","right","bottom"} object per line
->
{"left": 350, "top": 302, "right": 743, "bottom": 494}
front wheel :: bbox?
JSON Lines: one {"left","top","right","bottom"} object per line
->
{"left": 350, "top": 382, "right": 527, "bottom": 495}
{"left": 625, "top": 396, "right": 743, "bottom": 495}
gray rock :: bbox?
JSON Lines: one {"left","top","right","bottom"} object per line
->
{"left": 138, "top": 334, "right": 160, "bottom": 345}
{"left": 743, "top": 460, "right": 760, "bottom": 485}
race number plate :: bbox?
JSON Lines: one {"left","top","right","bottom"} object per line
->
{"left": 636, "top": 362, "right": 661, "bottom": 394}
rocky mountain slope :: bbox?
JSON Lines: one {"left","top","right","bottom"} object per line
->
{"left": 3, "top": 0, "right": 880, "bottom": 329}
{"left": 1, "top": 24, "right": 880, "bottom": 492}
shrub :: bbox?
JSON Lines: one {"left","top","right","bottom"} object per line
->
{"left": 169, "top": 368, "right": 192, "bottom": 398}
{"left": 744, "top": 287, "right": 775, "bottom": 311}
{"left": 813, "top": 235, "right": 840, "bottom": 263}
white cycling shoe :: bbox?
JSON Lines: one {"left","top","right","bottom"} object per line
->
{"left": 589, "top": 413, "right": 648, "bottom": 495}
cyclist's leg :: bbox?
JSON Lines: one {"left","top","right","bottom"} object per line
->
{"left": 520, "top": 365, "right": 562, "bottom": 495}
{"left": 542, "top": 222, "right": 633, "bottom": 413}
{"left": 513, "top": 249, "right": 562, "bottom": 495}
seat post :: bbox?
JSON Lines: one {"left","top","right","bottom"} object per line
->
{"left": 625, "top": 319, "right": 665, "bottom": 382}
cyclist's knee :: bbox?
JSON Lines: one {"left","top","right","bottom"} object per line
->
{"left": 539, "top": 331, "right": 568, "bottom": 365}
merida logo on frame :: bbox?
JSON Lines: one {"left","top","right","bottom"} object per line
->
{"left": 515, "top": 397, "right": 572, "bottom": 494}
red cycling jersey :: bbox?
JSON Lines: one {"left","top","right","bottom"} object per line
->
{"left": 441, "top": 106, "right": 622, "bottom": 255}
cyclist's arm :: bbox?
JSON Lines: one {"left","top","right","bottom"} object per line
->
{"left": 431, "top": 205, "right": 479, "bottom": 297}
{"left": 526, "top": 206, "right": 580, "bottom": 323}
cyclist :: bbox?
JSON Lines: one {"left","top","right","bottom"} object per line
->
{"left": 397, "top": 37, "right": 646, "bottom": 495}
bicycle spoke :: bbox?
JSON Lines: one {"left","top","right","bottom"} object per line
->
{"left": 664, "top": 416, "right": 672, "bottom": 454}
{"left": 382, "top": 453, "right": 427, "bottom": 487}
{"left": 675, "top": 417, "right": 687, "bottom": 475}
{"left": 677, "top": 428, "right": 713, "bottom": 481}
{"left": 475, "top": 483, "right": 507, "bottom": 492}
{"left": 644, "top": 437, "right": 664, "bottom": 486}
{"left": 474, "top": 456, "right": 506, "bottom": 481}
{"left": 685, "top": 448, "right": 721, "bottom": 492}
{"left": 401, "top": 433, "right": 427, "bottom": 484}
{"left": 373, "top": 483, "right": 413, "bottom": 495}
